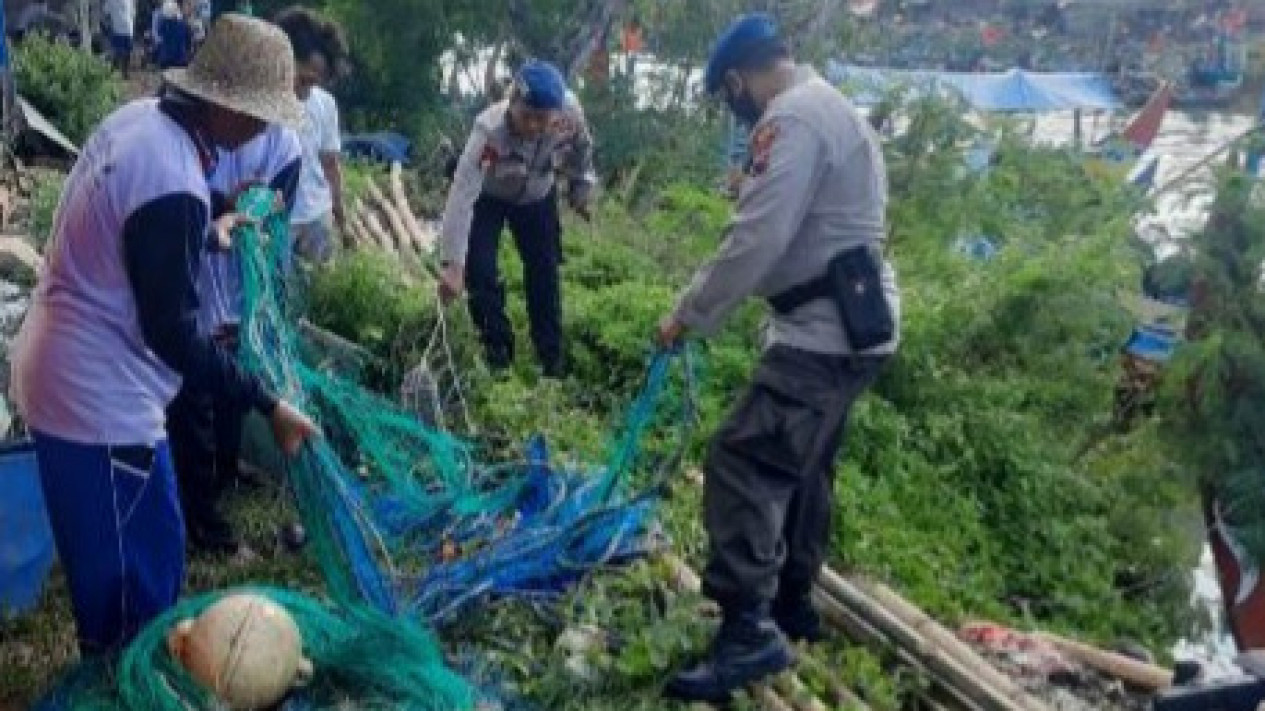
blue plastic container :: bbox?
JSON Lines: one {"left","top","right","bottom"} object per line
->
{"left": 0, "top": 439, "right": 55, "bottom": 615}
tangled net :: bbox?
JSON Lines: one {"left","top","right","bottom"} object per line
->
{"left": 38, "top": 187, "right": 691, "bottom": 709}
{"left": 232, "top": 187, "right": 692, "bottom": 620}
{"left": 37, "top": 587, "right": 475, "bottom": 710}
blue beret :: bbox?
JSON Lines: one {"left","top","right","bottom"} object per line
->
{"left": 516, "top": 60, "right": 567, "bottom": 110}
{"left": 705, "top": 13, "right": 781, "bottom": 95}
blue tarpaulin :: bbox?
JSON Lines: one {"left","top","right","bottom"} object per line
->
{"left": 826, "top": 62, "right": 1121, "bottom": 112}
{"left": 0, "top": 3, "right": 8, "bottom": 69}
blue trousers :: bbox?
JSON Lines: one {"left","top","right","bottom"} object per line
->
{"left": 32, "top": 431, "right": 185, "bottom": 654}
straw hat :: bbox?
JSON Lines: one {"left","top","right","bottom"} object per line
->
{"left": 163, "top": 14, "right": 305, "bottom": 127}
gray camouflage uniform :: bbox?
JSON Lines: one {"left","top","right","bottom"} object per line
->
{"left": 440, "top": 94, "right": 597, "bottom": 265}
{"left": 439, "top": 94, "right": 597, "bottom": 369}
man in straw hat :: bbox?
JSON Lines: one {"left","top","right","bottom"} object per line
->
{"left": 11, "top": 14, "right": 318, "bottom": 655}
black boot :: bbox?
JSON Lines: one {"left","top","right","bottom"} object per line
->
{"left": 772, "top": 588, "right": 824, "bottom": 644}
{"left": 664, "top": 603, "right": 794, "bottom": 703}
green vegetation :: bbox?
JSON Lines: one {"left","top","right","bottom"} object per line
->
{"left": 0, "top": 130, "right": 1202, "bottom": 709}
{"left": 0, "top": 3, "right": 1224, "bottom": 707}
{"left": 28, "top": 169, "right": 67, "bottom": 251}
{"left": 275, "top": 104, "right": 1198, "bottom": 706}
{"left": 13, "top": 34, "right": 123, "bottom": 145}
{"left": 1160, "top": 174, "right": 1265, "bottom": 557}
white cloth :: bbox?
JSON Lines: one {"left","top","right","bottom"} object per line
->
{"left": 198, "top": 125, "right": 301, "bottom": 334}
{"left": 291, "top": 87, "right": 341, "bottom": 225}
{"left": 12, "top": 99, "right": 207, "bottom": 444}
{"left": 104, "top": 0, "right": 135, "bottom": 36}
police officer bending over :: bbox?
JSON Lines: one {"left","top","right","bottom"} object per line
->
{"left": 438, "top": 60, "right": 597, "bottom": 377}
{"left": 656, "top": 14, "right": 901, "bottom": 703}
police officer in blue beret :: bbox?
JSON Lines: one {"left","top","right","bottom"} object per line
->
{"left": 437, "top": 59, "right": 597, "bottom": 377}
{"left": 657, "top": 14, "right": 900, "bottom": 702}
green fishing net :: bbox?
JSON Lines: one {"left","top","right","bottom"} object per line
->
{"left": 37, "top": 179, "right": 688, "bottom": 710}
{"left": 38, "top": 588, "right": 475, "bottom": 710}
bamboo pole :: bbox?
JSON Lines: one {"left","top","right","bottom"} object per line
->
{"left": 776, "top": 672, "right": 832, "bottom": 711}
{"left": 390, "top": 162, "right": 432, "bottom": 254}
{"left": 344, "top": 205, "right": 372, "bottom": 249}
{"left": 755, "top": 685, "right": 797, "bottom": 711}
{"left": 1033, "top": 631, "right": 1171, "bottom": 691}
{"left": 359, "top": 203, "right": 395, "bottom": 253}
{"left": 350, "top": 198, "right": 380, "bottom": 248}
{"left": 853, "top": 578, "right": 1050, "bottom": 711}
{"left": 794, "top": 652, "right": 872, "bottom": 711}
{"left": 365, "top": 178, "right": 411, "bottom": 254}
{"left": 817, "top": 569, "right": 1037, "bottom": 711}
{"left": 812, "top": 587, "right": 984, "bottom": 711}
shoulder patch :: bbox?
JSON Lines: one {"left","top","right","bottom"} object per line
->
{"left": 748, "top": 123, "right": 779, "bottom": 176}
{"left": 479, "top": 145, "right": 499, "bottom": 171}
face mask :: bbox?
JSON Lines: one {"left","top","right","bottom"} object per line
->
{"left": 724, "top": 79, "right": 763, "bottom": 127}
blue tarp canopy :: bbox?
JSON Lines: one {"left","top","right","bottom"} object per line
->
{"left": 826, "top": 61, "right": 1122, "bottom": 112}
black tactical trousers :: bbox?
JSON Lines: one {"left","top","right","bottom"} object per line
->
{"left": 702, "top": 345, "right": 886, "bottom": 608}
{"left": 465, "top": 191, "right": 563, "bottom": 371}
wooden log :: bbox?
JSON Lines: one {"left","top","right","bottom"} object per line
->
{"left": 365, "top": 178, "right": 411, "bottom": 254}
{"left": 854, "top": 579, "right": 1050, "bottom": 711}
{"left": 350, "top": 213, "right": 375, "bottom": 251}
{"left": 793, "top": 644, "right": 872, "bottom": 710}
{"left": 813, "top": 588, "right": 984, "bottom": 711}
{"left": 390, "top": 162, "right": 433, "bottom": 253}
{"left": 755, "top": 684, "right": 797, "bottom": 711}
{"left": 385, "top": 166, "right": 424, "bottom": 255}
{"left": 344, "top": 206, "right": 372, "bottom": 249}
{"left": 777, "top": 672, "right": 834, "bottom": 711}
{"left": 818, "top": 569, "right": 1037, "bottom": 711}
{"left": 1033, "top": 630, "right": 1172, "bottom": 691}
{"left": 297, "top": 319, "right": 374, "bottom": 362}
{"left": 359, "top": 204, "right": 395, "bottom": 253}
{"left": 351, "top": 198, "right": 385, "bottom": 249}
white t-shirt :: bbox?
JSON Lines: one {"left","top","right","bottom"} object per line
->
{"left": 104, "top": 0, "right": 135, "bottom": 36}
{"left": 292, "top": 87, "right": 341, "bottom": 225}
{"left": 198, "top": 125, "right": 301, "bottom": 334}
{"left": 12, "top": 99, "right": 208, "bottom": 444}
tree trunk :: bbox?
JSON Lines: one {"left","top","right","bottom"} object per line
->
{"left": 80, "top": 0, "right": 93, "bottom": 51}
{"left": 563, "top": 0, "right": 628, "bottom": 81}
{"left": 484, "top": 37, "right": 506, "bottom": 98}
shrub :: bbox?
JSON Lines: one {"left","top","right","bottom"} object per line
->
{"left": 28, "top": 169, "right": 66, "bottom": 252}
{"left": 14, "top": 34, "right": 123, "bottom": 145}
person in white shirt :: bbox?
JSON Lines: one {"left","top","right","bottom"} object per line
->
{"left": 274, "top": 6, "right": 348, "bottom": 264}
{"left": 103, "top": 0, "right": 136, "bottom": 77}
